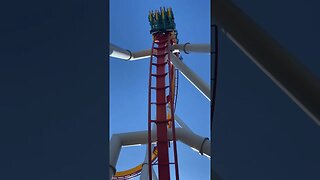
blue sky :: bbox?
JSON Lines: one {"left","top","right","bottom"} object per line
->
{"left": 110, "top": 0, "right": 210, "bottom": 179}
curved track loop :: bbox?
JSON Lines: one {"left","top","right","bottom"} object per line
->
{"left": 112, "top": 147, "right": 158, "bottom": 180}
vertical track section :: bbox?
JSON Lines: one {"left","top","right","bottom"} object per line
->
{"left": 168, "top": 38, "right": 180, "bottom": 180}
{"left": 148, "top": 32, "right": 180, "bottom": 180}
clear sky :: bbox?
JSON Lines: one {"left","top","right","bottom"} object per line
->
{"left": 110, "top": 0, "right": 211, "bottom": 179}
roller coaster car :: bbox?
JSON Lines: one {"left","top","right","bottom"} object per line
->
{"left": 148, "top": 7, "right": 176, "bottom": 34}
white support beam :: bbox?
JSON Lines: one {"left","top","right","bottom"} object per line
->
{"left": 170, "top": 43, "right": 210, "bottom": 54}
{"left": 109, "top": 127, "right": 210, "bottom": 180}
{"left": 174, "top": 113, "right": 192, "bottom": 132}
{"left": 109, "top": 43, "right": 211, "bottom": 101}
{"left": 109, "top": 44, "right": 151, "bottom": 60}
{"left": 169, "top": 52, "right": 211, "bottom": 101}
{"left": 140, "top": 125, "right": 158, "bottom": 180}
{"left": 109, "top": 43, "right": 210, "bottom": 61}
{"left": 109, "top": 44, "right": 131, "bottom": 60}
{"left": 140, "top": 144, "right": 158, "bottom": 180}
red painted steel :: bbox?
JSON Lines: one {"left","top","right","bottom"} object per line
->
{"left": 168, "top": 40, "right": 180, "bottom": 180}
{"left": 148, "top": 32, "right": 180, "bottom": 180}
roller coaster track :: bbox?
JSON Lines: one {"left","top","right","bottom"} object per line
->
{"left": 147, "top": 32, "right": 180, "bottom": 180}
{"left": 112, "top": 31, "right": 180, "bottom": 180}
{"left": 112, "top": 147, "right": 158, "bottom": 180}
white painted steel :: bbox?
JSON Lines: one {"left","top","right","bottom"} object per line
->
{"left": 213, "top": 0, "right": 320, "bottom": 126}
{"left": 176, "top": 128, "right": 211, "bottom": 157}
{"left": 109, "top": 135, "right": 121, "bottom": 180}
{"left": 140, "top": 144, "right": 158, "bottom": 180}
{"left": 169, "top": 52, "right": 211, "bottom": 101}
{"left": 109, "top": 44, "right": 151, "bottom": 60}
{"left": 130, "top": 50, "right": 152, "bottom": 61}
{"left": 109, "top": 44, "right": 131, "bottom": 60}
{"left": 109, "top": 127, "right": 210, "bottom": 180}
{"left": 109, "top": 43, "right": 211, "bottom": 101}
{"left": 140, "top": 125, "right": 158, "bottom": 180}
{"left": 174, "top": 114, "right": 192, "bottom": 132}
{"left": 109, "top": 43, "right": 210, "bottom": 61}
{"left": 170, "top": 43, "right": 210, "bottom": 54}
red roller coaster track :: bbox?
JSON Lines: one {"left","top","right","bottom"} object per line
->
{"left": 147, "top": 32, "right": 180, "bottom": 180}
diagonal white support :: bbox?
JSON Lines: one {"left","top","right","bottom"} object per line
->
{"left": 169, "top": 52, "right": 211, "bottom": 101}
